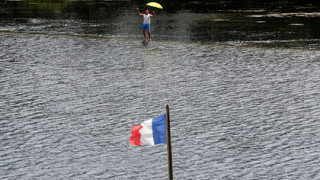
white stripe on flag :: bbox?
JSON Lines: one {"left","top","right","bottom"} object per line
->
{"left": 140, "top": 119, "right": 154, "bottom": 145}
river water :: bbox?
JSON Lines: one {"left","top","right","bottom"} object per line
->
{"left": 1, "top": 1, "right": 320, "bottom": 179}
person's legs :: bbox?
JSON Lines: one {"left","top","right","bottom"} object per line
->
{"left": 143, "top": 29, "right": 147, "bottom": 41}
{"left": 142, "top": 24, "right": 150, "bottom": 41}
{"left": 147, "top": 30, "right": 151, "bottom": 41}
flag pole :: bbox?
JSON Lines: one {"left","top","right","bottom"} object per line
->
{"left": 166, "top": 104, "right": 173, "bottom": 180}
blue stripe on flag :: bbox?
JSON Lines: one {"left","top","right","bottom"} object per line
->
{"left": 152, "top": 114, "right": 166, "bottom": 145}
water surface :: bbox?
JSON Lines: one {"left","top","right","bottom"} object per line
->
{"left": 1, "top": 0, "right": 320, "bottom": 48}
{"left": 1, "top": 1, "right": 320, "bottom": 179}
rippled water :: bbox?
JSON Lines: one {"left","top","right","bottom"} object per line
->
{"left": 2, "top": 1, "right": 320, "bottom": 49}
{"left": 1, "top": 31, "right": 320, "bottom": 179}
{"left": 1, "top": 1, "right": 320, "bottom": 179}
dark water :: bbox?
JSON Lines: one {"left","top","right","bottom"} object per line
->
{"left": 1, "top": 0, "right": 320, "bottom": 48}
{"left": 1, "top": 1, "right": 320, "bottom": 179}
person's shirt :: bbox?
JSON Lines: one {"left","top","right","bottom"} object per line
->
{"left": 143, "top": 14, "right": 151, "bottom": 25}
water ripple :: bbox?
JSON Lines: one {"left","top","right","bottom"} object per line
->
{"left": 1, "top": 32, "right": 320, "bottom": 179}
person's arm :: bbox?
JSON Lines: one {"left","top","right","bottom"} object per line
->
{"left": 151, "top": 10, "right": 155, "bottom": 18}
{"left": 137, "top": 8, "right": 144, "bottom": 16}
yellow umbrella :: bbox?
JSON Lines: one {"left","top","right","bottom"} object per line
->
{"left": 146, "top": 2, "right": 163, "bottom": 9}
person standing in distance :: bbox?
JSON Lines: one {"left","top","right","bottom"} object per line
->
{"left": 137, "top": 8, "right": 155, "bottom": 41}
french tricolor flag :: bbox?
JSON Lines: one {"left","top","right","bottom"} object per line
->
{"left": 130, "top": 114, "right": 166, "bottom": 146}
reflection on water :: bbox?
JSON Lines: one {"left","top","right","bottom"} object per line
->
{"left": 1, "top": 0, "right": 320, "bottom": 48}
{"left": 1, "top": 1, "right": 320, "bottom": 179}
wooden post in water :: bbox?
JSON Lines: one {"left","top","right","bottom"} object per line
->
{"left": 166, "top": 104, "right": 173, "bottom": 180}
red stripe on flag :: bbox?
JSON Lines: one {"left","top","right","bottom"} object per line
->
{"left": 130, "top": 125, "right": 143, "bottom": 146}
